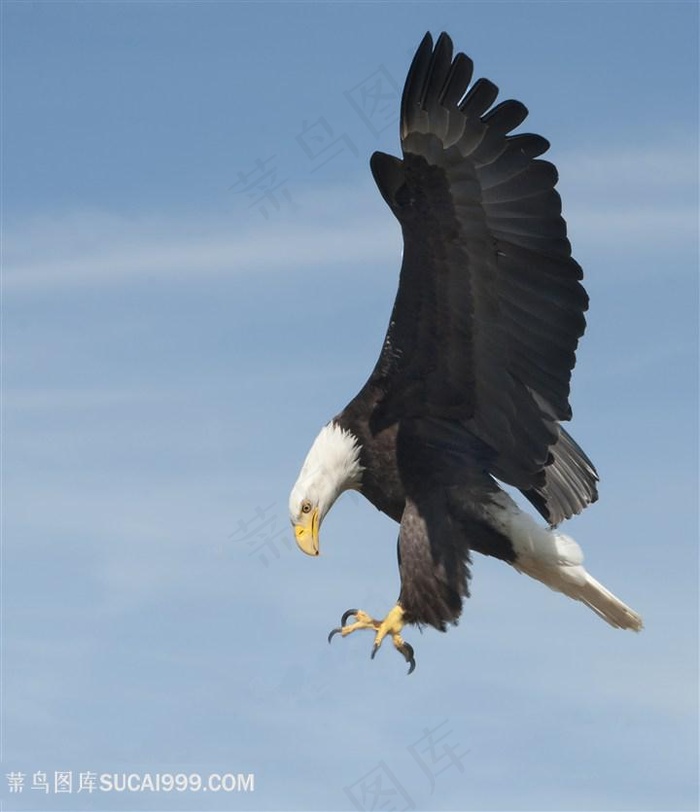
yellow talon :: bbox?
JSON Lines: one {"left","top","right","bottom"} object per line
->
{"left": 328, "top": 603, "right": 416, "bottom": 674}
{"left": 371, "top": 603, "right": 405, "bottom": 648}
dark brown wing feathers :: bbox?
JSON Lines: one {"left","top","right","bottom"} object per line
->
{"left": 368, "top": 32, "right": 598, "bottom": 524}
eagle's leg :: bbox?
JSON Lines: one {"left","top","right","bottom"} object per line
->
{"left": 328, "top": 603, "right": 415, "bottom": 674}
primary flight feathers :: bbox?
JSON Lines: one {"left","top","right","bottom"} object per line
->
{"left": 369, "top": 32, "right": 595, "bottom": 523}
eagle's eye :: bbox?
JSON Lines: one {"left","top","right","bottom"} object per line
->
{"left": 301, "top": 500, "right": 312, "bottom": 514}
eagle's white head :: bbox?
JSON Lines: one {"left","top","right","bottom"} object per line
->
{"left": 289, "top": 422, "right": 363, "bottom": 556}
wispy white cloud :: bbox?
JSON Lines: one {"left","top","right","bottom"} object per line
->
{"left": 565, "top": 202, "right": 696, "bottom": 249}
{"left": 3, "top": 386, "right": 164, "bottom": 410}
{"left": 3, "top": 182, "right": 399, "bottom": 291}
{"left": 557, "top": 138, "right": 697, "bottom": 191}
{"left": 557, "top": 137, "right": 698, "bottom": 249}
{"left": 4, "top": 142, "right": 696, "bottom": 293}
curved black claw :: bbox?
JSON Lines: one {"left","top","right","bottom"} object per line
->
{"left": 328, "top": 608, "right": 360, "bottom": 644}
{"left": 370, "top": 640, "right": 415, "bottom": 675}
{"left": 341, "top": 608, "right": 359, "bottom": 625}
{"left": 399, "top": 642, "right": 416, "bottom": 676}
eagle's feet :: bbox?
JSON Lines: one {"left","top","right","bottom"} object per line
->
{"left": 328, "top": 604, "right": 415, "bottom": 675}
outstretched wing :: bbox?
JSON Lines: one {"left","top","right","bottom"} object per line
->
{"left": 366, "top": 32, "right": 595, "bottom": 516}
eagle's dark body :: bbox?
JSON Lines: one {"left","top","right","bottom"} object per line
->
{"left": 336, "top": 390, "right": 524, "bottom": 628}
{"left": 335, "top": 383, "right": 599, "bottom": 628}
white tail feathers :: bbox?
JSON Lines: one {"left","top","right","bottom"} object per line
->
{"left": 515, "top": 555, "right": 644, "bottom": 631}
{"left": 574, "top": 573, "right": 643, "bottom": 631}
{"left": 485, "top": 493, "right": 643, "bottom": 631}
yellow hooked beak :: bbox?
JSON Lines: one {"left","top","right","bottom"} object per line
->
{"left": 294, "top": 507, "right": 320, "bottom": 556}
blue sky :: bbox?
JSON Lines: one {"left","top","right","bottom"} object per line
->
{"left": 2, "top": 2, "right": 698, "bottom": 811}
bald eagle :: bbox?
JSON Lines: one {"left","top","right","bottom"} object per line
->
{"left": 289, "top": 32, "right": 642, "bottom": 674}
